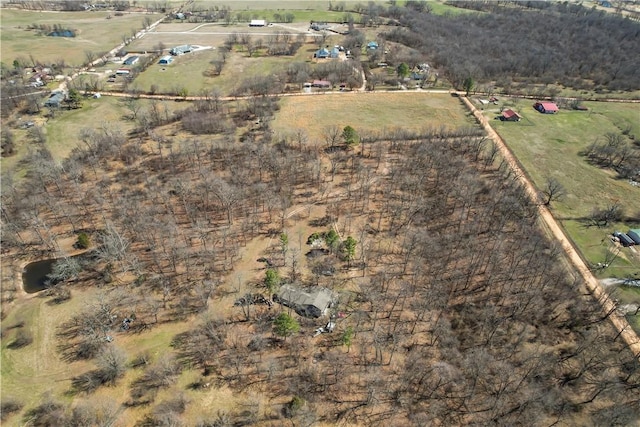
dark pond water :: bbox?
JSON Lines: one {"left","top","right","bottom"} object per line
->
{"left": 22, "top": 258, "right": 57, "bottom": 293}
{"left": 22, "top": 253, "right": 90, "bottom": 294}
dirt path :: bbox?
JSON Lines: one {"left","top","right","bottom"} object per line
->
{"left": 461, "top": 96, "right": 640, "bottom": 358}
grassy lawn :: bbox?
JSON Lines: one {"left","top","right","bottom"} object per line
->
{"left": 272, "top": 92, "right": 475, "bottom": 143}
{"left": 1, "top": 96, "right": 167, "bottom": 181}
{"left": 484, "top": 100, "right": 640, "bottom": 278}
{"left": 0, "top": 9, "right": 162, "bottom": 66}
{"left": 131, "top": 46, "right": 319, "bottom": 95}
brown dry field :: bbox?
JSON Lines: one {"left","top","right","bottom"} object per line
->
{"left": 272, "top": 91, "right": 475, "bottom": 142}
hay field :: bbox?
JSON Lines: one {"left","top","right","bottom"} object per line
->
{"left": 272, "top": 91, "right": 475, "bottom": 143}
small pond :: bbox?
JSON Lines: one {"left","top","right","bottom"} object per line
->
{"left": 22, "top": 258, "right": 57, "bottom": 293}
{"left": 22, "top": 254, "right": 89, "bottom": 294}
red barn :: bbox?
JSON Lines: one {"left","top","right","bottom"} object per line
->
{"left": 534, "top": 101, "right": 558, "bottom": 114}
{"left": 502, "top": 109, "right": 521, "bottom": 121}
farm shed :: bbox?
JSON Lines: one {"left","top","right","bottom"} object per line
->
{"left": 116, "top": 68, "right": 131, "bottom": 75}
{"left": 123, "top": 56, "right": 139, "bottom": 66}
{"left": 534, "top": 101, "right": 559, "bottom": 114}
{"left": 502, "top": 109, "right": 521, "bottom": 121}
{"left": 170, "top": 45, "right": 192, "bottom": 55}
{"left": 627, "top": 229, "right": 640, "bottom": 245}
{"left": 249, "top": 19, "right": 266, "bottom": 27}
{"left": 614, "top": 231, "right": 635, "bottom": 247}
{"left": 158, "top": 55, "right": 174, "bottom": 64}
{"left": 275, "top": 285, "right": 334, "bottom": 318}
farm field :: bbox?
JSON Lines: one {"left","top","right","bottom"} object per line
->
{"left": 484, "top": 100, "right": 640, "bottom": 279}
{"left": 272, "top": 92, "right": 474, "bottom": 142}
{"left": 0, "top": 9, "right": 162, "bottom": 66}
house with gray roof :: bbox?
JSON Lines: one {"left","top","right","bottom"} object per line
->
{"left": 275, "top": 285, "right": 335, "bottom": 318}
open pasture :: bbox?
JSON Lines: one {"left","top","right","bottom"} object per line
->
{"left": 272, "top": 91, "right": 475, "bottom": 143}
{"left": 485, "top": 100, "right": 640, "bottom": 277}
{"left": 0, "top": 9, "right": 162, "bottom": 66}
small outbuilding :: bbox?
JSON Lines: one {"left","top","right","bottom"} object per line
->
{"left": 170, "top": 45, "right": 192, "bottom": 55}
{"left": 275, "top": 285, "right": 335, "bottom": 318}
{"left": 123, "top": 55, "right": 139, "bottom": 66}
{"left": 158, "top": 55, "right": 174, "bottom": 64}
{"left": 627, "top": 229, "right": 640, "bottom": 245}
{"left": 367, "top": 41, "right": 379, "bottom": 50}
{"left": 534, "top": 101, "right": 559, "bottom": 114}
{"left": 614, "top": 231, "right": 635, "bottom": 247}
{"left": 249, "top": 19, "right": 266, "bottom": 27}
{"left": 502, "top": 109, "right": 521, "bottom": 122}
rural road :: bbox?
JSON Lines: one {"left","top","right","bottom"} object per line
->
{"left": 462, "top": 96, "right": 640, "bottom": 358}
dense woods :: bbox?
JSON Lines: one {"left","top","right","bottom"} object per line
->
{"left": 383, "top": 1, "right": 640, "bottom": 92}
{"left": 2, "top": 94, "right": 639, "bottom": 425}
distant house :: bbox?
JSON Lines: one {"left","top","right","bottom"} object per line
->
{"left": 115, "top": 68, "right": 131, "bottom": 75}
{"left": 275, "top": 285, "right": 335, "bottom": 318}
{"left": 502, "top": 109, "right": 521, "bottom": 122}
{"left": 311, "top": 21, "right": 330, "bottom": 31}
{"left": 170, "top": 45, "right": 192, "bottom": 55}
{"left": 158, "top": 55, "right": 173, "bottom": 65}
{"left": 314, "top": 48, "right": 330, "bottom": 59}
{"left": 123, "top": 55, "right": 139, "bottom": 66}
{"left": 600, "top": 1, "right": 612, "bottom": 7}
{"left": 330, "top": 47, "right": 340, "bottom": 58}
{"left": 312, "top": 80, "right": 331, "bottom": 89}
{"left": 534, "top": 101, "right": 559, "bottom": 114}
{"left": 367, "top": 41, "right": 379, "bottom": 50}
{"left": 44, "top": 91, "right": 65, "bottom": 108}
{"left": 249, "top": 19, "right": 266, "bottom": 27}
{"left": 627, "top": 229, "right": 640, "bottom": 245}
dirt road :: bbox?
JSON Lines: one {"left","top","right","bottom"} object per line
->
{"left": 461, "top": 96, "right": 640, "bottom": 358}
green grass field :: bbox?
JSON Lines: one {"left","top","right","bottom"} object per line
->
{"left": 484, "top": 100, "right": 640, "bottom": 278}
{"left": 0, "top": 9, "right": 162, "bottom": 66}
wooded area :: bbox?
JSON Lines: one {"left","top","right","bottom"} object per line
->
{"left": 2, "top": 94, "right": 639, "bottom": 425}
{"left": 382, "top": 1, "right": 640, "bottom": 92}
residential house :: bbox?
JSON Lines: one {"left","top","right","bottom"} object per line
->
{"left": 502, "top": 109, "right": 521, "bottom": 121}
{"left": 534, "top": 101, "right": 559, "bottom": 114}
{"left": 311, "top": 21, "right": 330, "bottom": 31}
{"left": 330, "top": 47, "right": 340, "bottom": 58}
{"left": 158, "top": 55, "right": 174, "bottom": 65}
{"left": 367, "top": 41, "right": 379, "bottom": 50}
{"left": 312, "top": 80, "right": 331, "bottom": 89}
{"left": 275, "top": 285, "right": 335, "bottom": 318}
{"left": 44, "top": 91, "right": 65, "bottom": 108}
{"left": 314, "top": 48, "right": 330, "bottom": 59}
